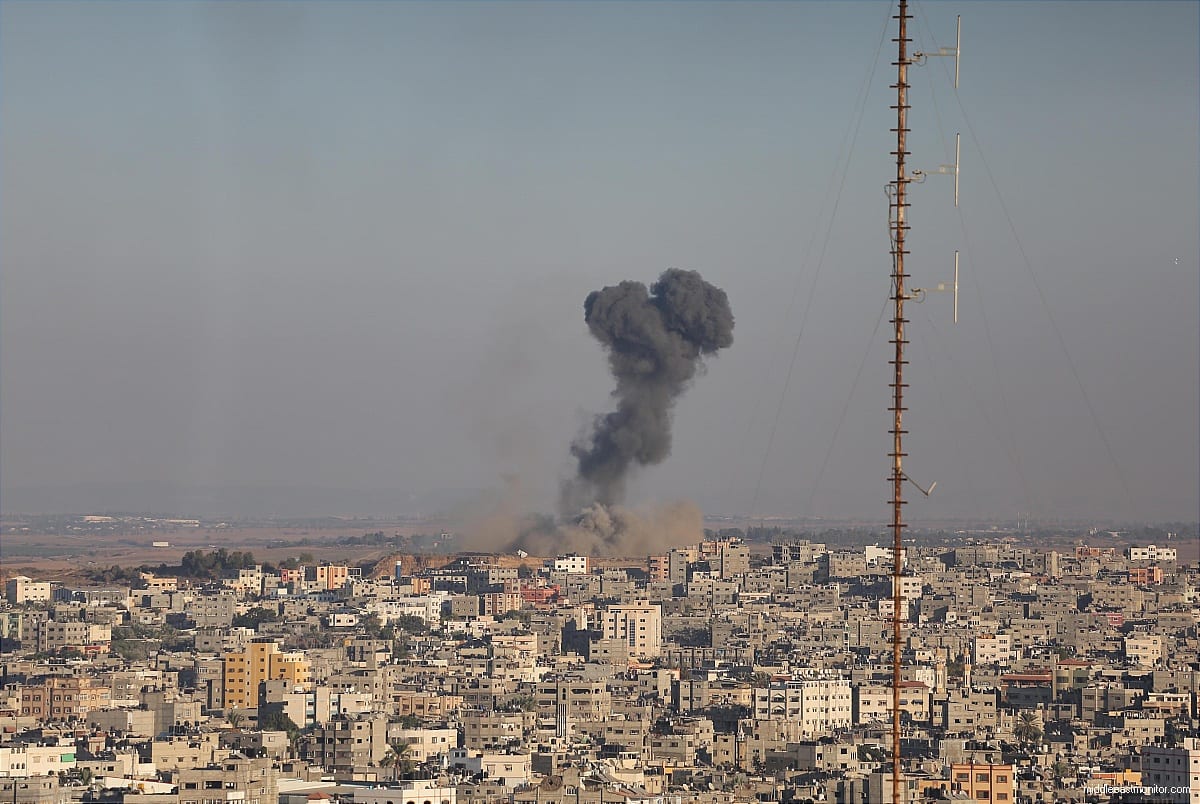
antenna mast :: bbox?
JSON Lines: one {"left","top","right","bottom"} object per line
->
{"left": 888, "top": 1, "right": 911, "bottom": 801}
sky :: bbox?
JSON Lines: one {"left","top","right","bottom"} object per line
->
{"left": 1, "top": 1, "right": 1197, "bottom": 524}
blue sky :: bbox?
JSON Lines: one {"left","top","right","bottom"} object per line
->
{"left": 2, "top": 1, "right": 1197, "bottom": 523}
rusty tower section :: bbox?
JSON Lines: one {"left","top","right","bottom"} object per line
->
{"left": 888, "top": 1, "right": 911, "bottom": 802}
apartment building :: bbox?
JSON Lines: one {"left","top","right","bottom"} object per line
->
{"left": 601, "top": 603, "right": 662, "bottom": 659}
{"left": 753, "top": 676, "right": 853, "bottom": 736}
{"left": 5, "top": 577, "right": 52, "bottom": 605}
{"left": 461, "top": 711, "right": 536, "bottom": 752}
{"left": 1130, "top": 567, "right": 1166, "bottom": 585}
{"left": 307, "top": 564, "right": 350, "bottom": 592}
{"left": 949, "top": 762, "right": 1015, "bottom": 803}
{"left": 33, "top": 620, "right": 111, "bottom": 654}
{"left": 552, "top": 555, "right": 590, "bottom": 575}
{"left": 972, "top": 633, "right": 1014, "bottom": 667}
{"left": 386, "top": 727, "right": 457, "bottom": 762}
{"left": 1139, "top": 738, "right": 1200, "bottom": 804}
{"left": 536, "top": 679, "right": 613, "bottom": 737}
{"left": 1127, "top": 545, "right": 1177, "bottom": 562}
{"left": 0, "top": 743, "right": 77, "bottom": 777}
{"left": 352, "top": 780, "right": 457, "bottom": 804}
{"left": 304, "top": 714, "right": 389, "bottom": 769}
{"left": 19, "top": 675, "right": 112, "bottom": 721}
{"left": 222, "top": 638, "right": 312, "bottom": 709}
{"left": 481, "top": 593, "right": 522, "bottom": 617}
{"left": 1126, "top": 635, "right": 1165, "bottom": 667}
{"left": 390, "top": 691, "right": 463, "bottom": 721}
{"left": 0, "top": 778, "right": 61, "bottom": 804}
{"left": 151, "top": 733, "right": 224, "bottom": 772}
{"left": 176, "top": 756, "right": 278, "bottom": 804}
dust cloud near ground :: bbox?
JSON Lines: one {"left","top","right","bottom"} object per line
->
{"left": 457, "top": 494, "right": 703, "bottom": 558}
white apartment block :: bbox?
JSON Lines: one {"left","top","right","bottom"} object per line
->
{"left": 753, "top": 676, "right": 853, "bottom": 736}
{"left": 864, "top": 544, "right": 907, "bottom": 568}
{"left": 893, "top": 574, "right": 924, "bottom": 601}
{"left": 365, "top": 593, "right": 450, "bottom": 624}
{"left": 552, "top": 554, "right": 590, "bottom": 574}
{"left": 602, "top": 603, "right": 662, "bottom": 659}
{"left": 1127, "top": 544, "right": 1178, "bottom": 562}
{"left": 1125, "top": 635, "right": 1165, "bottom": 667}
{"left": 5, "top": 576, "right": 51, "bottom": 605}
{"left": 0, "top": 742, "right": 77, "bottom": 777}
{"left": 972, "top": 633, "right": 1014, "bottom": 667}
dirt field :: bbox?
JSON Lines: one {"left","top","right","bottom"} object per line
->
{"left": 0, "top": 522, "right": 429, "bottom": 582}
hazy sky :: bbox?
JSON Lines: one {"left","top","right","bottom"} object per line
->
{"left": 2, "top": 1, "right": 1197, "bottom": 524}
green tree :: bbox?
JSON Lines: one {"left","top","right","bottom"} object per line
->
{"left": 361, "top": 613, "right": 385, "bottom": 639}
{"left": 232, "top": 607, "right": 279, "bottom": 630}
{"left": 1013, "top": 711, "right": 1043, "bottom": 747}
{"left": 259, "top": 708, "right": 301, "bottom": 741}
{"left": 380, "top": 741, "right": 415, "bottom": 780}
{"left": 505, "top": 695, "right": 537, "bottom": 713}
{"left": 393, "top": 614, "right": 429, "bottom": 635}
{"left": 749, "top": 671, "right": 773, "bottom": 689}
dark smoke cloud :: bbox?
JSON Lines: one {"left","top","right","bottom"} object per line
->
{"left": 563, "top": 268, "right": 734, "bottom": 512}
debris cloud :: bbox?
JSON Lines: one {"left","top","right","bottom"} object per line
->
{"left": 563, "top": 268, "right": 734, "bottom": 512}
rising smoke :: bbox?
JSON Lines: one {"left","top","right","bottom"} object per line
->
{"left": 563, "top": 268, "right": 735, "bottom": 511}
{"left": 456, "top": 269, "right": 732, "bottom": 557}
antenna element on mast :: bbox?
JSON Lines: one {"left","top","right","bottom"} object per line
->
{"left": 913, "top": 14, "right": 961, "bottom": 89}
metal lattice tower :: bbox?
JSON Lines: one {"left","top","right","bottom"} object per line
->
{"left": 888, "top": 1, "right": 911, "bottom": 801}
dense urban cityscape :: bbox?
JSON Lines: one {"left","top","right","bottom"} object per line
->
{"left": 1, "top": 521, "right": 1198, "bottom": 804}
{"left": 2, "top": 3, "right": 1195, "bottom": 804}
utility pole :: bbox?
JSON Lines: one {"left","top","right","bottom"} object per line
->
{"left": 888, "top": 1, "right": 911, "bottom": 802}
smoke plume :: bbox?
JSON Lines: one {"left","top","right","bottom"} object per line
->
{"left": 563, "top": 268, "right": 734, "bottom": 511}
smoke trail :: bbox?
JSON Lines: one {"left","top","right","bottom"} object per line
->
{"left": 563, "top": 269, "right": 734, "bottom": 511}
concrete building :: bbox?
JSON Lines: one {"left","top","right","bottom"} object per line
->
{"left": 753, "top": 676, "right": 853, "bottom": 736}
{"left": 351, "top": 780, "right": 456, "bottom": 804}
{"left": 1127, "top": 545, "right": 1177, "bottom": 562}
{"left": 948, "top": 763, "right": 1015, "bottom": 803}
{"left": 386, "top": 727, "right": 457, "bottom": 762}
{"left": 601, "top": 603, "right": 662, "bottom": 659}
{"left": 222, "top": 638, "right": 312, "bottom": 709}
{"left": 972, "top": 633, "right": 1014, "bottom": 667}
{"left": 1126, "top": 635, "right": 1165, "bottom": 667}
{"left": 0, "top": 743, "right": 77, "bottom": 777}
{"left": 34, "top": 620, "right": 111, "bottom": 655}
{"left": 20, "top": 675, "right": 112, "bottom": 721}
{"left": 151, "top": 733, "right": 224, "bottom": 772}
{"left": 461, "top": 711, "right": 536, "bottom": 753}
{"left": 552, "top": 555, "right": 590, "bottom": 575}
{"left": 304, "top": 714, "right": 389, "bottom": 769}
{"left": 703, "top": 539, "right": 750, "bottom": 581}
{"left": 175, "top": 755, "right": 277, "bottom": 804}
{"left": 1139, "top": 738, "right": 1200, "bottom": 804}
{"left": 307, "top": 564, "right": 350, "bottom": 592}
{"left": 0, "top": 778, "right": 62, "bottom": 804}
{"left": 6, "top": 577, "right": 51, "bottom": 605}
